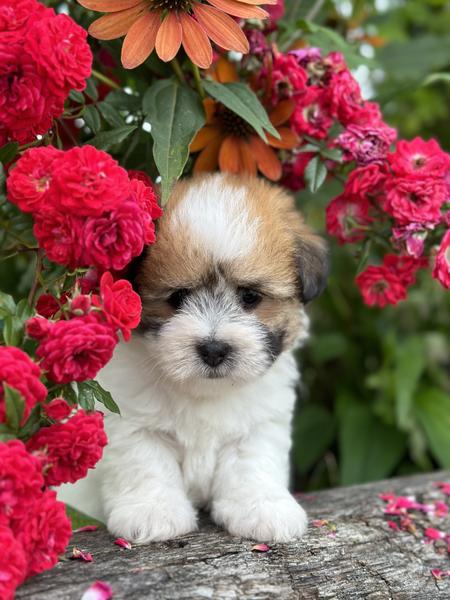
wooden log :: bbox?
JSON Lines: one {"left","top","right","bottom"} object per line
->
{"left": 17, "top": 470, "right": 450, "bottom": 599}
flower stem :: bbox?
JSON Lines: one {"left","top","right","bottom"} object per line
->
{"left": 191, "top": 63, "right": 205, "bottom": 99}
{"left": 170, "top": 58, "right": 185, "bottom": 83}
{"left": 91, "top": 68, "right": 121, "bottom": 90}
{"left": 306, "top": 0, "right": 326, "bottom": 21}
{"left": 28, "top": 249, "right": 44, "bottom": 308}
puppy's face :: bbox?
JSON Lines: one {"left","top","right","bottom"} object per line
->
{"left": 134, "top": 174, "right": 328, "bottom": 390}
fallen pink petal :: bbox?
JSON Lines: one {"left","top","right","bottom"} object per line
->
{"left": 251, "top": 543, "right": 270, "bottom": 553}
{"left": 81, "top": 581, "right": 113, "bottom": 600}
{"left": 114, "top": 538, "right": 132, "bottom": 550}
{"left": 73, "top": 525, "right": 99, "bottom": 533}
{"left": 424, "top": 527, "right": 445, "bottom": 540}
{"left": 70, "top": 546, "right": 94, "bottom": 562}
{"left": 387, "top": 520, "right": 399, "bottom": 531}
{"left": 436, "top": 483, "right": 450, "bottom": 496}
{"left": 312, "top": 519, "right": 328, "bottom": 528}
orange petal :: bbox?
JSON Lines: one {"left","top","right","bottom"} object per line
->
{"left": 89, "top": 4, "right": 146, "bottom": 40}
{"left": 179, "top": 13, "right": 213, "bottom": 69}
{"left": 194, "top": 137, "right": 222, "bottom": 173}
{"left": 214, "top": 56, "right": 238, "bottom": 83}
{"left": 203, "top": 98, "right": 217, "bottom": 122}
{"left": 206, "top": 0, "right": 268, "bottom": 19}
{"left": 266, "top": 127, "right": 299, "bottom": 150}
{"left": 239, "top": 140, "right": 258, "bottom": 176}
{"left": 219, "top": 136, "right": 241, "bottom": 174}
{"left": 190, "top": 125, "right": 221, "bottom": 152}
{"left": 155, "top": 11, "right": 182, "bottom": 62}
{"left": 121, "top": 11, "right": 160, "bottom": 69}
{"left": 249, "top": 136, "right": 282, "bottom": 181}
{"left": 269, "top": 99, "right": 296, "bottom": 127}
{"left": 193, "top": 4, "right": 249, "bottom": 53}
{"left": 78, "top": 0, "right": 141, "bottom": 12}
{"left": 235, "top": 0, "right": 276, "bottom": 4}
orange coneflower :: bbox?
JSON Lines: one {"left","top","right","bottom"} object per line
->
{"left": 190, "top": 58, "right": 299, "bottom": 180}
{"left": 78, "top": 0, "right": 276, "bottom": 70}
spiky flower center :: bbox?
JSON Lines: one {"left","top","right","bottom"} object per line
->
{"left": 217, "top": 107, "right": 254, "bottom": 139}
{"left": 150, "top": 0, "right": 192, "bottom": 11}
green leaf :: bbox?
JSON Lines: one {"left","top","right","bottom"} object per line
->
{"left": 69, "top": 89, "right": 85, "bottom": 104}
{"left": 356, "top": 239, "right": 372, "bottom": 274}
{"left": 65, "top": 504, "right": 105, "bottom": 529}
{"left": 97, "top": 102, "right": 124, "bottom": 128}
{"left": 16, "top": 298, "right": 33, "bottom": 321}
{"left": 4, "top": 384, "right": 25, "bottom": 432}
{"left": 107, "top": 90, "right": 141, "bottom": 112}
{"left": 77, "top": 382, "right": 95, "bottom": 412}
{"left": 61, "top": 384, "right": 78, "bottom": 405}
{"left": 0, "top": 142, "right": 19, "bottom": 165}
{"left": 83, "top": 105, "right": 101, "bottom": 134}
{"left": 293, "top": 404, "right": 335, "bottom": 473}
{"left": 2, "top": 316, "right": 22, "bottom": 346}
{"left": 394, "top": 337, "right": 425, "bottom": 430}
{"left": 414, "top": 388, "right": 450, "bottom": 468}
{"left": 18, "top": 404, "right": 43, "bottom": 440}
{"left": 304, "top": 155, "right": 327, "bottom": 193}
{"left": 0, "top": 291, "right": 16, "bottom": 319}
{"left": 0, "top": 423, "right": 15, "bottom": 441}
{"left": 144, "top": 79, "right": 205, "bottom": 203}
{"left": 85, "top": 77, "right": 99, "bottom": 101}
{"left": 89, "top": 126, "right": 137, "bottom": 151}
{"left": 202, "top": 80, "right": 280, "bottom": 141}
{"left": 337, "top": 396, "right": 407, "bottom": 485}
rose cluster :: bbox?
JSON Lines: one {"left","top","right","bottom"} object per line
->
{"left": 0, "top": 0, "right": 92, "bottom": 145}
{"left": 7, "top": 145, "right": 162, "bottom": 271}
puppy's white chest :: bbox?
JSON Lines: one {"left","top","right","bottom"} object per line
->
{"left": 180, "top": 434, "right": 220, "bottom": 508}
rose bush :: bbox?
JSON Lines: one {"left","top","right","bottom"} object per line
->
{"left": 0, "top": 0, "right": 448, "bottom": 595}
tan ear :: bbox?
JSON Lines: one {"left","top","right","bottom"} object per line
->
{"left": 294, "top": 232, "right": 329, "bottom": 304}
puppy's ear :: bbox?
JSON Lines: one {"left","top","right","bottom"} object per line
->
{"left": 294, "top": 233, "right": 329, "bottom": 304}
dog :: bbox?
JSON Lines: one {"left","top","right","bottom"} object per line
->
{"left": 58, "top": 173, "right": 328, "bottom": 543}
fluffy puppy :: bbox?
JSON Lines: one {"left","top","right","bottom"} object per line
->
{"left": 58, "top": 173, "right": 328, "bottom": 543}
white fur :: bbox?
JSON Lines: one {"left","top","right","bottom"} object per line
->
{"left": 58, "top": 333, "right": 308, "bottom": 542}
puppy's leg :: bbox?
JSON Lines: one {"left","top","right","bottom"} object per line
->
{"left": 211, "top": 420, "right": 307, "bottom": 542}
{"left": 101, "top": 423, "right": 197, "bottom": 544}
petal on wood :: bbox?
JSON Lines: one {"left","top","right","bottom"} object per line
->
{"left": 250, "top": 136, "right": 282, "bottom": 180}
{"left": 89, "top": 4, "right": 146, "bottom": 40}
{"left": 206, "top": 0, "right": 268, "bottom": 19}
{"left": 78, "top": 0, "right": 141, "bottom": 12}
{"left": 194, "top": 136, "right": 222, "bottom": 173}
{"left": 214, "top": 56, "right": 239, "bottom": 83}
{"left": 179, "top": 13, "right": 213, "bottom": 69}
{"left": 218, "top": 136, "right": 241, "bottom": 174}
{"left": 121, "top": 11, "right": 160, "bottom": 69}
{"left": 269, "top": 99, "right": 296, "bottom": 127}
{"left": 193, "top": 4, "right": 249, "bottom": 53}
{"left": 155, "top": 11, "right": 183, "bottom": 62}
{"left": 239, "top": 140, "right": 258, "bottom": 176}
{"left": 190, "top": 125, "right": 221, "bottom": 152}
{"left": 267, "top": 127, "right": 299, "bottom": 149}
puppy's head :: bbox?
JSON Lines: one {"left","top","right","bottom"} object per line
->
{"left": 133, "top": 174, "right": 328, "bottom": 390}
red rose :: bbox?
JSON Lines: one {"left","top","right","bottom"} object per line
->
{"left": 0, "top": 37, "right": 64, "bottom": 145}
{"left": 327, "top": 70, "right": 363, "bottom": 125}
{"left": 326, "top": 194, "right": 373, "bottom": 244}
{"left": 82, "top": 200, "right": 147, "bottom": 271}
{"left": 128, "top": 169, "right": 155, "bottom": 189}
{"left": 356, "top": 264, "right": 407, "bottom": 308}
{"left": 0, "top": 525, "right": 27, "bottom": 600}
{"left": 33, "top": 209, "right": 84, "bottom": 268}
{"left": 337, "top": 122, "right": 397, "bottom": 165}
{"left": 281, "top": 152, "right": 315, "bottom": 192}
{"left": 12, "top": 489, "right": 71, "bottom": 578}
{"left": 384, "top": 254, "right": 425, "bottom": 286}
{"left": 0, "top": 440, "right": 44, "bottom": 524}
{"left": 344, "top": 164, "right": 386, "bottom": 198}
{"left": 43, "top": 398, "right": 72, "bottom": 422}
{"left": 384, "top": 177, "right": 446, "bottom": 225}
{"left": 0, "top": 0, "right": 53, "bottom": 34}
{"left": 388, "top": 137, "right": 450, "bottom": 179}
{"left": 33, "top": 315, "right": 118, "bottom": 384}
{"left": 0, "top": 347, "right": 47, "bottom": 425}
{"left": 25, "top": 316, "right": 52, "bottom": 340}
{"left": 27, "top": 410, "right": 107, "bottom": 486}
{"left": 51, "top": 145, "right": 131, "bottom": 217}
{"left": 6, "top": 146, "right": 62, "bottom": 213}
{"left": 291, "top": 86, "right": 333, "bottom": 139}
{"left": 131, "top": 178, "right": 162, "bottom": 244}
{"left": 25, "top": 14, "right": 92, "bottom": 96}
{"left": 36, "top": 293, "right": 65, "bottom": 318}
{"left": 99, "top": 271, "right": 142, "bottom": 341}
{"left": 432, "top": 229, "right": 450, "bottom": 289}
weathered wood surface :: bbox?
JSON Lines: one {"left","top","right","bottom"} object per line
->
{"left": 18, "top": 471, "right": 450, "bottom": 599}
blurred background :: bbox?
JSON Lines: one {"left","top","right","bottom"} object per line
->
{"left": 290, "top": 0, "right": 450, "bottom": 491}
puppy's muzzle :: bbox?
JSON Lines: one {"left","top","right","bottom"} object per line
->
{"left": 196, "top": 340, "right": 232, "bottom": 368}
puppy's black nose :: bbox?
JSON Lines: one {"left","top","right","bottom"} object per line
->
{"left": 197, "top": 340, "right": 232, "bottom": 368}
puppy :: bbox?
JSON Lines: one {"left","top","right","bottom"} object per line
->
{"left": 58, "top": 173, "right": 328, "bottom": 543}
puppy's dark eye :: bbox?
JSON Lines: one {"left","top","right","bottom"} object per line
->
{"left": 167, "top": 288, "right": 190, "bottom": 309}
{"left": 239, "top": 287, "right": 262, "bottom": 309}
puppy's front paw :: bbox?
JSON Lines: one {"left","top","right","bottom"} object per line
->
{"left": 212, "top": 492, "right": 307, "bottom": 543}
{"left": 107, "top": 494, "right": 198, "bottom": 544}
